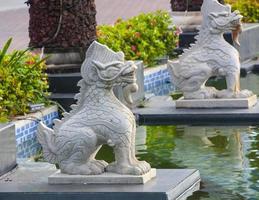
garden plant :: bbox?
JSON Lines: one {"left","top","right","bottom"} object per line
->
{"left": 97, "top": 11, "right": 178, "bottom": 66}
{"left": 0, "top": 38, "right": 49, "bottom": 122}
{"left": 225, "top": 0, "right": 259, "bottom": 23}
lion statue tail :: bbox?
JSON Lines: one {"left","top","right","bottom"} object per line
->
{"left": 167, "top": 60, "right": 184, "bottom": 89}
{"left": 37, "top": 122, "right": 58, "bottom": 164}
{"left": 168, "top": 60, "right": 212, "bottom": 92}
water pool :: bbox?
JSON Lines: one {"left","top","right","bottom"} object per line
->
{"left": 97, "top": 72, "right": 259, "bottom": 199}
{"left": 136, "top": 125, "right": 259, "bottom": 200}
{"left": 96, "top": 125, "right": 258, "bottom": 199}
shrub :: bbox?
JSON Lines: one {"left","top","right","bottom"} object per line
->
{"left": 97, "top": 10, "right": 178, "bottom": 66}
{"left": 0, "top": 38, "right": 49, "bottom": 122}
{"left": 225, "top": 0, "right": 259, "bottom": 23}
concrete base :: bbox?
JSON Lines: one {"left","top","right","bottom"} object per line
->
{"left": 0, "top": 161, "right": 200, "bottom": 200}
{"left": 49, "top": 168, "right": 156, "bottom": 185}
{"left": 0, "top": 123, "right": 16, "bottom": 176}
{"left": 236, "top": 23, "right": 259, "bottom": 61}
{"left": 176, "top": 95, "right": 257, "bottom": 109}
{"left": 133, "top": 96, "right": 259, "bottom": 126}
{"left": 170, "top": 11, "right": 202, "bottom": 32}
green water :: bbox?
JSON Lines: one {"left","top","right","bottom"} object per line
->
{"left": 97, "top": 126, "right": 259, "bottom": 199}
{"left": 206, "top": 73, "right": 259, "bottom": 94}
{"left": 137, "top": 126, "right": 259, "bottom": 200}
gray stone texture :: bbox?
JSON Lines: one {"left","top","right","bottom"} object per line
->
{"left": 0, "top": 123, "right": 16, "bottom": 176}
{"left": 175, "top": 95, "right": 257, "bottom": 108}
{"left": 48, "top": 168, "right": 156, "bottom": 185}
{"left": 0, "top": 161, "right": 200, "bottom": 200}
{"left": 134, "top": 96, "right": 259, "bottom": 126}
{"left": 235, "top": 24, "right": 259, "bottom": 61}
{"left": 170, "top": 11, "right": 202, "bottom": 31}
{"left": 45, "top": 51, "right": 84, "bottom": 65}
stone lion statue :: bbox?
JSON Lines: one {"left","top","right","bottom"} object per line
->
{"left": 168, "top": 0, "right": 253, "bottom": 99}
{"left": 37, "top": 41, "right": 151, "bottom": 175}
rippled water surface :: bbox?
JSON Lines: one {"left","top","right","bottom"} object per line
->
{"left": 96, "top": 125, "right": 258, "bottom": 199}
{"left": 136, "top": 126, "right": 259, "bottom": 200}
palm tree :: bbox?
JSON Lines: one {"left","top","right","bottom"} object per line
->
{"left": 28, "top": 0, "right": 97, "bottom": 52}
{"left": 170, "top": 0, "right": 225, "bottom": 11}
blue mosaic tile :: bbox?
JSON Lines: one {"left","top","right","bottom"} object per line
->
{"left": 143, "top": 68, "right": 174, "bottom": 93}
{"left": 26, "top": 134, "right": 32, "bottom": 140}
{"left": 16, "top": 133, "right": 23, "bottom": 139}
{"left": 16, "top": 111, "right": 59, "bottom": 159}
{"left": 17, "top": 151, "right": 25, "bottom": 158}
{"left": 155, "top": 80, "right": 161, "bottom": 86}
{"left": 30, "top": 121, "right": 35, "bottom": 127}
{"left": 29, "top": 127, "right": 34, "bottom": 133}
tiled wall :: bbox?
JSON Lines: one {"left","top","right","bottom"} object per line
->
{"left": 144, "top": 65, "right": 175, "bottom": 95}
{"left": 15, "top": 107, "right": 59, "bottom": 158}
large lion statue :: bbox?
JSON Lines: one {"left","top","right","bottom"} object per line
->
{"left": 168, "top": 0, "right": 253, "bottom": 99}
{"left": 37, "top": 41, "right": 151, "bottom": 175}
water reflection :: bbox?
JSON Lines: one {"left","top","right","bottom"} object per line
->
{"left": 135, "top": 126, "right": 259, "bottom": 200}
{"left": 241, "top": 73, "right": 259, "bottom": 95}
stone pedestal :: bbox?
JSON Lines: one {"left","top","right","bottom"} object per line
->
{"left": 133, "top": 96, "right": 259, "bottom": 126}
{"left": 0, "top": 161, "right": 200, "bottom": 200}
{"left": 175, "top": 95, "right": 257, "bottom": 109}
{"left": 49, "top": 168, "right": 156, "bottom": 185}
{"left": 170, "top": 11, "right": 202, "bottom": 31}
{"left": 235, "top": 24, "right": 259, "bottom": 62}
{"left": 0, "top": 123, "right": 16, "bottom": 176}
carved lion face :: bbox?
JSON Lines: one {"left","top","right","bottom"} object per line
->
{"left": 81, "top": 41, "right": 138, "bottom": 104}
{"left": 92, "top": 60, "right": 137, "bottom": 85}
{"left": 208, "top": 9, "right": 243, "bottom": 33}
{"left": 92, "top": 60, "right": 138, "bottom": 104}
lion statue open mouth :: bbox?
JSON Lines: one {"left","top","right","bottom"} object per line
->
{"left": 37, "top": 41, "right": 151, "bottom": 175}
{"left": 168, "top": 0, "right": 254, "bottom": 99}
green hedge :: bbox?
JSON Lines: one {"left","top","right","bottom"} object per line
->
{"left": 225, "top": 0, "right": 259, "bottom": 23}
{"left": 0, "top": 39, "right": 49, "bottom": 122}
{"left": 97, "top": 11, "right": 178, "bottom": 66}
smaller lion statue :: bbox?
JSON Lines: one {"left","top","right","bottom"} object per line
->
{"left": 37, "top": 41, "right": 151, "bottom": 175}
{"left": 168, "top": 0, "right": 254, "bottom": 99}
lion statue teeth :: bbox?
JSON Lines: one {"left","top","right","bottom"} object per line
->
{"left": 37, "top": 41, "right": 151, "bottom": 175}
{"left": 168, "top": 0, "right": 254, "bottom": 99}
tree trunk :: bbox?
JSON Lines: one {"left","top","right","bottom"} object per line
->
{"left": 28, "top": 0, "right": 97, "bottom": 51}
{"left": 170, "top": 0, "right": 225, "bottom": 11}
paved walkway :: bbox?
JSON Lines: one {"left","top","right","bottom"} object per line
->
{"left": 0, "top": 0, "right": 170, "bottom": 50}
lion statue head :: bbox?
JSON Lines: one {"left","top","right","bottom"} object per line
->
{"left": 81, "top": 41, "right": 138, "bottom": 105}
{"left": 202, "top": 0, "right": 243, "bottom": 44}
